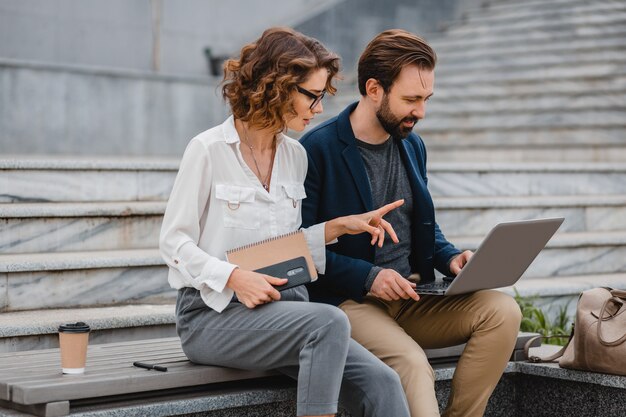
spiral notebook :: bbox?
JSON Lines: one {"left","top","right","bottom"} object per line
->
{"left": 225, "top": 230, "right": 317, "bottom": 290}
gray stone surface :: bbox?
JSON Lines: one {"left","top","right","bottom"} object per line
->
{"left": 6, "top": 265, "right": 173, "bottom": 311}
{"left": 424, "top": 145, "right": 626, "bottom": 163}
{"left": 434, "top": 195, "right": 626, "bottom": 234}
{"left": 426, "top": 164, "right": 626, "bottom": 197}
{"left": 446, "top": 10, "right": 626, "bottom": 37}
{"left": 0, "top": 304, "right": 175, "bottom": 338}
{"left": 0, "top": 201, "right": 166, "bottom": 253}
{"left": 0, "top": 249, "right": 163, "bottom": 273}
{"left": 460, "top": 2, "right": 626, "bottom": 26}
{"left": 0, "top": 169, "right": 176, "bottom": 203}
{"left": 0, "top": 305, "right": 176, "bottom": 352}
{"left": 0, "top": 215, "right": 162, "bottom": 253}
{"left": 516, "top": 374, "right": 626, "bottom": 416}
{"left": 0, "top": 62, "right": 228, "bottom": 156}
{"left": 0, "top": 0, "right": 342, "bottom": 76}
{"left": 452, "top": 231, "right": 626, "bottom": 278}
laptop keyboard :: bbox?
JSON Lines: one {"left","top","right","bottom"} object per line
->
{"left": 417, "top": 281, "right": 450, "bottom": 290}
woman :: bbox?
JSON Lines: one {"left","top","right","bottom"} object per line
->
{"left": 160, "top": 27, "right": 410, "bottom": 417}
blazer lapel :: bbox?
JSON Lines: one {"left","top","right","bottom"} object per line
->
{"left": 337, "top": 103, "right": 373, "bottom": 211}
{"left": 400, "top": 138, "right": 434, "bottom": 216}
{"left": 342, "top": 146, "right": 374, "bottom": 211}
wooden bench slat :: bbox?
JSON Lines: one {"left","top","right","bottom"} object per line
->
{"left": 0, "top": 399, "right": 70, "bottom": 417}
{"left": 0, "top": 352, "right": 188, "bottom": 384}
{"left": 0, "top": 337, "right": 279, "bottom": 407}
{"left": 0, "top": 355, "right": 190, "bottom": 391}
{"left": 0, "top": 347, "right": 186, "bottom": 373}
{"left": 0, "top": 337, "right": 182, "bottom": 360}
{"left": 13, "top": 362, "right": 277, "bottom": 405}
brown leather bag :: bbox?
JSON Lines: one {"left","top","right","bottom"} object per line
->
{"left": 524, "top": 287, "right": 626, "bottom": 376}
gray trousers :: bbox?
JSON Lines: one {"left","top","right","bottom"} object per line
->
{"left": 176, "top": 287, "right": 410, "bottom": 417}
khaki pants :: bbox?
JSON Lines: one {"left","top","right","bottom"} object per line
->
{"left": 339, "top": 290, "right": 522, "bottom": 417}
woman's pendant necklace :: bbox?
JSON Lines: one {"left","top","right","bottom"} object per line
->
{"left": 242, "top": 123, "right": 275, "bottom": 192}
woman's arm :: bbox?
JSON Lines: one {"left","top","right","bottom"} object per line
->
{"left": 159, "top": 139, "right": 238, "bottom": 312}
{"left": 324, "top": 199, "right": 404, "bottom": 246}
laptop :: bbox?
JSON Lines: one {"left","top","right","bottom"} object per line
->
{"left": 414, "top": 217, "right": 564, "bottom": 296}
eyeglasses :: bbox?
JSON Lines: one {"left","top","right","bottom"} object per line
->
{"left": 297, "top": 86, "right": 326, "bottom": 109}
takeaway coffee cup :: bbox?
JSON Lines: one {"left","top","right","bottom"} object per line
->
{"left": 58, "top": 322, "right": 90, "bottom": 374}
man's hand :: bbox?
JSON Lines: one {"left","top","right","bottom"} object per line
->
{"left": 448, "top": 250, "right": 474, "bottom": 276}
{"left": 370, "top": 269, "right": 420, "bottom": 301}
{"left": 226, "top": 268, "right": 288, "bottom": 309}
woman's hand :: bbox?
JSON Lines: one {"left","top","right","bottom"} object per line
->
{"left": 226, "top": 268, "right": 288, "bottom": 309}
{"left": 325, "top": 199, "right": 404, "bottom": 247}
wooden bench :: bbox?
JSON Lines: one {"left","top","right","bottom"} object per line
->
{"left": 0, "top": 337, "right": 276, "bottom": 417}
{"left": 0, "top": 334, "right": 540, "bottom": 417}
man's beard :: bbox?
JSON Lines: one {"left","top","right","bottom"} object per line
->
{"left": 375, "top": 94, "right": 419, "bottom": 139}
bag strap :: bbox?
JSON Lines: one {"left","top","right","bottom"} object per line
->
{"left": 524, "top": 327, "right": 574, "bottom": 363}
{"left": 611, "top": 289, "right": 626, "bottom": 300}
{"left": 597, "top": 296, "right": 626, "bottom": 346}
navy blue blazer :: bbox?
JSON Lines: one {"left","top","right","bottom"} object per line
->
{"left": 300, "top": 102, "right": 461, "bottom": 306}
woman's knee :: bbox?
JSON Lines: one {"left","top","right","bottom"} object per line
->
{"left": 367, "top": 361, "right": 406, "bottom": 400}
{"left": 307, "top": 303, "right": 351, "bottom": 341}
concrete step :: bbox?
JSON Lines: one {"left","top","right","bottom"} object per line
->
{"left": 451, "top": 230, "right": 626, "bottom": 279}
{"left": 0, "top": 249, "right": 174, "bottom": 311}
{"left": 0, "top": 201, "right": 165, "bottom": 253}
{"left": 426, "top": 90, "right": 626, "bottom": 116}
{"left": 426, "top": 162, "right": 626, "bottom": 197}
{"left": 424, "top": 143, "right": 626, "bottom": 163}
{"left": 417, "top": 127, "right": 626, "bottom": 146}
{"left": 461, "top": 1, "right": 626, "bottom": 25}
{"left": 434, "top": 195, "right": 626, "bottom": 235}
{"left": 478, "top": 0, "right": 601, "bottom": 14}
{"left": 435, "top": 34, "right": 626, "bottom": 62}
{"left": 437, "top": 46, "right": 626, "bottom": 75}
{"left": 500, "top": 273, "right": 626, "bottom": 323}
{"left": 430, "top": 24, "right": 626, "bottom": 52}
{"left": 418, "top": 109, "right": 626, "bottom": 132}
{"left": 434, "top": 59, "right": 626, "bottom": 85}
{"left": 0, "top": 304, "right": 175, "bottom": 353}
{"left": 0, "top": 157, "right": 178, "bottom": 203}
{"left": 444, "top": 10, "right": 626, "bottom": 38}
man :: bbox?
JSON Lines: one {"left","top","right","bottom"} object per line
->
{"left": 300, "top": 29, "right": 522, "bottom": 417}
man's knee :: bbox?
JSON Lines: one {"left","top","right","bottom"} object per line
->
{"left": 395, "top": 350, "right": 435, "bottom": 382}
{"left": 476, "top": 290, "right": 522, "bottom": 329}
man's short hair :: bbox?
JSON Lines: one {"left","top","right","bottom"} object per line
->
{"left": 357, "top": 29, "right": 437, "bottom": 96}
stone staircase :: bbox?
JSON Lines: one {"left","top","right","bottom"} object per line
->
{"left": 0, "top": 158, "right": 179, "bottom": 352}
{"left": 317, "top": 0, "right": 626, "bottom": 320}
{"left": 1, "top": 0, "right": 626, "bottom": 351}
{"left": 424, "top": 0, "right": 626, "bottom": 318}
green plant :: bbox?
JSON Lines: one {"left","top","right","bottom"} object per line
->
{"left": 513, "top": 289, "right": 573, "bottom": 346}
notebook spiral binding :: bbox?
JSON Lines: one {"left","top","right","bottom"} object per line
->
{"left": 225, "top": 230, "right": 303, "bottom": 254}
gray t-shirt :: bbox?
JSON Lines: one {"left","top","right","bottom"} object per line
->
{"left": 355, "top": 137, "right": 414, "bottom": 291}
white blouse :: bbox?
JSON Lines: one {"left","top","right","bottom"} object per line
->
{"left": 159, "top": 116, "right": 328, "bottom": 313}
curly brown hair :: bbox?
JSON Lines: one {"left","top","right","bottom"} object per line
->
{"left": 222, "top": 27, "right": 340, "bottom": 132}
{"left": 358, "top": 29, "right": 436, "bottom": 96}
